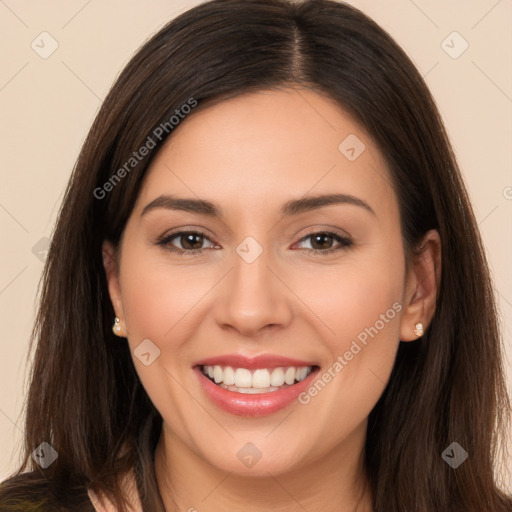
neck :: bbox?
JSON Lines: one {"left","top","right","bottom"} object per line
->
{"left": 154, "top": 423, "right": 373, "bottom": 512}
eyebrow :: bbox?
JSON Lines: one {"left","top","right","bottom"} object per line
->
{"left": 141, "top": 193, "right": 376, "bottom": 218}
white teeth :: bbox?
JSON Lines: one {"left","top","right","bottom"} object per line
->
{"left": 213, "top": 365, "right": 223, "bottom": 384}
{"left": 234, "top": 368, "right": 252, "bottom": 388}
{"left": 284, "top": 367, "right": 295, "bottom": 385}
{"left": 270, "top": 368, "right": 285, "bottom": 386}
{"left": 223, "top": 366, "right": 235, "bottom": 385}
{"left": 201, "top": 365, "right": 313, "bottom": 389}
{"left": 296, "top": 367, "right": 307, "bottom": 381}
{"left": 252, "top": 369, "right": 271, "bottom": 388}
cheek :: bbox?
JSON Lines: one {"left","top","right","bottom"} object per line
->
{"left": 119, "top": 245, "right": 207, "bottom": 343}
{"left": 298, "top": 243, "right": 404, "bottom": 421}
{"left": 117, "top": 247, "right": 202, "bottom": 431}
{"left": 304, "top": 246, "right": 404, "bottom": 356}
{"left": 333, "top": 268, "right": 402, "bottom": 353}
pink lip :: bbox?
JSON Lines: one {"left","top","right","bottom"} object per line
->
{"left": 194, "top": 365, "right": 320, "bottom": 417}
{"left": 193, "top": 353, "right": 318, "bottom": 369}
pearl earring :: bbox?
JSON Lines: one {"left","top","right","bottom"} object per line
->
{"left": 112, "top": 317, "right": 122, "bottom": 335}
{"left": 413, "top": 322, "right": 424, "bottom": 337}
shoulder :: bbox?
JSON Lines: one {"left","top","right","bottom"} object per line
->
{"left": 0, "top": 471, "right": 95, "bottom": 512}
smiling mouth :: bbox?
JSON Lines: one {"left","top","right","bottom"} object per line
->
{"left": 200, "top": 364, "right": 319, "bottom": 394}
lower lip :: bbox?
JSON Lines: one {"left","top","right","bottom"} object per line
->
{"left": 195, "top": 366, "right": 320, "bottom": 417}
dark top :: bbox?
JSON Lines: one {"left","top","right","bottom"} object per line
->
{"left": 0, "top": 471, "right": 95, "bottom": 511}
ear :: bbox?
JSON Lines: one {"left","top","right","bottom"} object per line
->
{"left": 399, "top": 229, "right": 442, "bottom": 341}
{"left": 102, "top": 240, "right": 125, "bottom": 323}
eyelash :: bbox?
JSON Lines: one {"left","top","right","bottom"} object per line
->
{"left": 156, "top": 229, "right": 353, "bottom": 256}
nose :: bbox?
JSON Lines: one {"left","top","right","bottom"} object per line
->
{"left": 214, "top": 245, "right": 293, "bottom": 339}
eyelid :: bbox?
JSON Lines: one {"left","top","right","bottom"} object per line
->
{"left": 296, "top": 225, "right": 352, "bottom": 242}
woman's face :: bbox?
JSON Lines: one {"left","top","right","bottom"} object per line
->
{"left": 104, "top": 88, "right": 428, "bottom": 476}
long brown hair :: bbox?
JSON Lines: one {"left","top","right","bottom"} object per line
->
{"left": 1, "top": 0, "right": 511, "bottom": 510}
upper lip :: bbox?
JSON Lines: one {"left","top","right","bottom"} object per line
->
{"left": 194, "top": 354, "right": 318, "bottom": 370}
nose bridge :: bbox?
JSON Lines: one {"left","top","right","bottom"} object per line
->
{"left": 214, "top": 236, "right": 292, "bottom": 336}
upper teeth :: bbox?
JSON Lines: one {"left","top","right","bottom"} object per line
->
{"left": 202, "top": 365, "right": 312, "bottom": 388}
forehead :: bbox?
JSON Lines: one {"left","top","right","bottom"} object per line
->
{"left": 134, "top": 88, "right": 397, "bottom": 222}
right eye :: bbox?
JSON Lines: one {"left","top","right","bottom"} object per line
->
{"left": 157, "top": 230, "right": 216, "bottom": 255}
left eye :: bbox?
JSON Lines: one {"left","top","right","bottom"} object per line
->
{"left": 295, "top": 232, "right": 352, "bottom": 253}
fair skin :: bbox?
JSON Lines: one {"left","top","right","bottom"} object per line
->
{"left": 103, "top": 87, "right": 441, "bottom": 512}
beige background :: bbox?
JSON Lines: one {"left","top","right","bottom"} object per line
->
{"left": 1, "top": 0, "right": 511, "bottom": 491}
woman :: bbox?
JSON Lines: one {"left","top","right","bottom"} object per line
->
{"left": 1, "top": 0, "right": 510, "bottom": 510}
